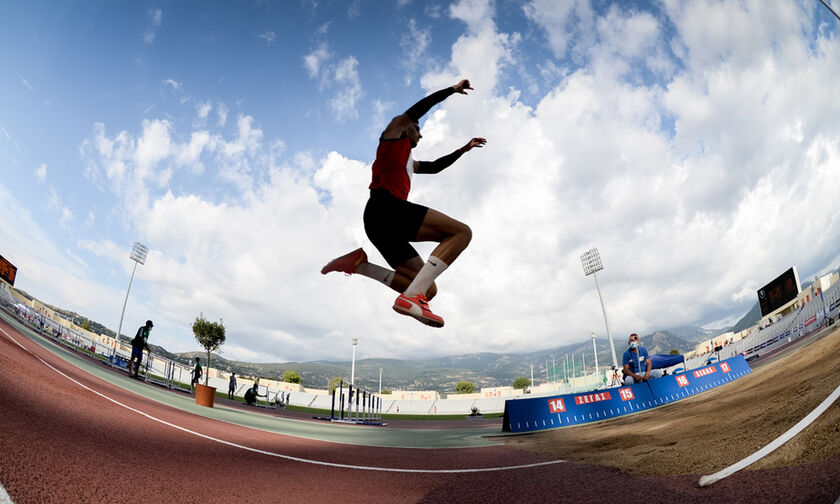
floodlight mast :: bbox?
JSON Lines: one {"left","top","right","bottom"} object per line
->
{"left": 350, "top": 337, "right": 359, "bottom": 385}
{"left": 114, "top": 242, "right": 149, "bottom": 356}
{"left": 581, "top": 248, "right": 618, "bottom": 369}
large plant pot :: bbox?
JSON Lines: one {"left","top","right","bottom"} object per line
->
{"left": 195, "top": 383, "right": 216, "bottom": 408}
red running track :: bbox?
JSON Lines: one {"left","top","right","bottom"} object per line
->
{"left": 1, "top": 317, "right": 838, "bottom": 503}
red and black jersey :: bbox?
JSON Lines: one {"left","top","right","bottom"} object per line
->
{"left": 369, "top": 136, "right": 414, "bottom": 200}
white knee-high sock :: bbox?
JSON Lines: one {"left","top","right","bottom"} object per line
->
{"left": 404, "top": 256, "right": 448, "bottom": 297}
{"left": 355, "top": 262, "right": 394, "bottom": 287}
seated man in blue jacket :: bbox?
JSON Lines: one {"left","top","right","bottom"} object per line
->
{"left": 622, "top": 333, "right": 662, "bottom": 385}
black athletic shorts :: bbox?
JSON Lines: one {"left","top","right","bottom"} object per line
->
{"left": 363, "top": 188, "right": 429, "bottom": 268}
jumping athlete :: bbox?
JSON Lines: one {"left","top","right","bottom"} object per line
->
{"left": 321, "top": 79, "right": 485, "bottom": 328}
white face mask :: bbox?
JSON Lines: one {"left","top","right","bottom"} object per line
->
{"left": 629, "top": 341, "right": 639, "bottom": 349}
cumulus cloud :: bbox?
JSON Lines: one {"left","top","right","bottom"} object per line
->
{"left": 24, "top": 0, "right": 840, "bottom": 363}
{"left": 34, "top": 163, "right": 47, "bottom": 182}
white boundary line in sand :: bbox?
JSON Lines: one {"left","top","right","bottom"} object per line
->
{"left": 0, "top": 326, "right": 565, "bottom": 474}
{"left": 699, "top": 379, "right": 840, "bottom": 486}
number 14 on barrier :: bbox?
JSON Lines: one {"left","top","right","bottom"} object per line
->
{"left": 548, "top": 398, "right": 566, "bottom": 413}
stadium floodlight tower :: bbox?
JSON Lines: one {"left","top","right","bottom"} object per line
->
{"left": 580, "top": 248, "right": 618, "bottom": 369}
{"left": 114, "top": 242, "right": 149, "bottom": 357}
{"left": 350, "top": 337, "right": 359, "bottom": 385}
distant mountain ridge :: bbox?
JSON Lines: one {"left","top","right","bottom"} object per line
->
{"left": 14, "top": 285, "right": 761, "bottom": 395}
{"left": 168, "top": 327, "right": 710, "bottom": 395}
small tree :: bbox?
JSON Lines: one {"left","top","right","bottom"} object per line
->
{"left": 328, "top": 376, "right": 345, "bottom": 394}
{"left": 455, "top": 381, "right": 475, "bottom": 394}
{"left": 512, "top": 376, "right": 531, "bottom": 390}
{"left": 669, "top": 349, "right": 681, "bottom": 355}
{"left": 192, "top": 313, "right": 226, "bottom": 386}
{"left": 283, "top": 370, "right": 301, "bottom": 384}
{"left": 380, "top": 389, "right": 392, "bottom": 395}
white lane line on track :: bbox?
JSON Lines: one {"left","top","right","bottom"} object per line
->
{"left": 699, "top": 379, "right": 840, "bottom": 486}
{"left": 0, "top": 327, "right": 566, "bottom": 474}
{"left": 0, "top": 483, "right": 14, "bottom": 504}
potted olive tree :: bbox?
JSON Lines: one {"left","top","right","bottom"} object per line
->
{"left": 192, "top": 313, "right": 226, "bottom": 408}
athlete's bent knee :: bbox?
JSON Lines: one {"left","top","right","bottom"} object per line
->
{"left": 457, "top": 223, "right": 472, "bottom": 247}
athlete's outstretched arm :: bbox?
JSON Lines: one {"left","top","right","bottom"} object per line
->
{"left": 405, "top": 80, "right": 472, "bottom": 122}
{"left": 382, "top": 80, "right": 473, "bottom": 138}
{"left": 415, "top": 137, "right": 487, "bottom": 174}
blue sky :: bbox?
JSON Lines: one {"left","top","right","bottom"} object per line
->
{"left": 1, "top": 0, "right": 839, "bottom": 365}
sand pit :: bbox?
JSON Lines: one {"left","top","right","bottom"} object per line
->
{"left": 500, "top": 326, "right": 840, "bottom": 476}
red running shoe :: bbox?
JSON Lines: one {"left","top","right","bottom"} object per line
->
{"left": 393, "top": 293, "right": 444, "bottom": 328}
{"left": 321, "top": 248, "right": 367, "bottom": 275}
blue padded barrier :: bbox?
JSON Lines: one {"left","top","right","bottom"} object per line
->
{"left": 503, "top": 355, "right": 752, "bottom": 433}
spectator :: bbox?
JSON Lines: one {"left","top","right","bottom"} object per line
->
{"left": 622, "top": 333, "right": 662, "bottom": 385}
{"left": 127, "top": 320, "right": 153, "bottom": 378}
{"left": 228, "top": 372, "right": 237, "bottom": 399}
{"left": 191, "top": 357, "right": 202, "bottom": 389}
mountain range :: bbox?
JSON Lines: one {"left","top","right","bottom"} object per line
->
{"left": 17, "top": 286, "right": 782, "bottom": 394}
{"left": 158, "top": 326, "right": 717, "bottom": 395}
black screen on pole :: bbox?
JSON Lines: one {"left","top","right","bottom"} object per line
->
{"left": 0, "top": 254, "right": 17, "bottom": 286}
{"left": 757, "top": 267, "right": 799, "bottom": 317}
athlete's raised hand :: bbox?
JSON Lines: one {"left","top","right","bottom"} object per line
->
{"left": 460, "top": 137, "right": 486, "bottom": 153}
{"left": 453, "top": 79, "right": 473, "bottom": 95}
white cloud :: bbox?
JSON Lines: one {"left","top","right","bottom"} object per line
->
{"left": 144, "top": 8, "right": 162, "bottom": 45}
{"left": 196, "top": 101, "right": 212, "bottom": 121}
{"left": 34, "top": 163, "right": 47, "bottom": 182}
{"left": 47, "top": 187, "right": 73, "bottom": 231}
{"left": 523, "top": 0, "right": 595, "bottom": 59}
{"left": 303, "top": 43, "right": 330, "bottom": 79}
{"left": 163, "top": 78, "right": 180, "bottom": 90}
{"left": 217, "top": 102, "right": 229, "bottom": 127}
{"left": 328, "top": 56, "right": 363, "bottom": 121}
{"left": 304, "top": 44, "right": 364, "bottom": 122}
{"left": 400, "top": 19, "right": 432, "bottom": 85}
{"left": 258, "top": 31, "right": 276, "bottom": 45}
{"left": 11, "top": 0, "right": 840, "bottom": 364}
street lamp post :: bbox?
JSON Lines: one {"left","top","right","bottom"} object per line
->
{"left": 350, "top": 337, "right": 358, "bottom": 385}
{"left": 115, "top": 242, "right": 148, "bottom": 357}
{"left": 591, "top": 331, "right": 599, "bottom": 374}
{"left": 581, "top": 248, "right": 618, "bottom": 369}
{"left": 378, "top": 368, "right": 382, "bottom": 394}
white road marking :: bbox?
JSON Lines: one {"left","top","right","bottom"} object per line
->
{"left": 0, "top": 326, "right": 565, "bottom": 474}
{"left": 0, "top": 483, "right": 14, "bottom": 504}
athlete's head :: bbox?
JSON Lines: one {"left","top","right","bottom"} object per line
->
{"left": 628, "top": 333, "right": 639, "bottom": 349}
{"left": 145, "top": 320, "right": 154, "bottom": 328}
{"left": 406, "top": 120, "right": 422, "bottom": 148}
